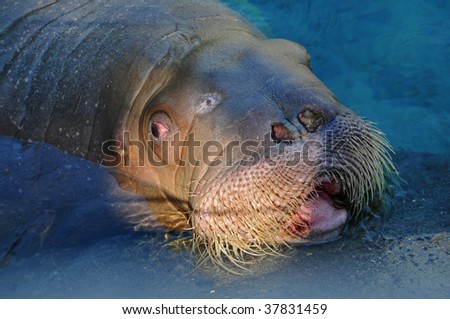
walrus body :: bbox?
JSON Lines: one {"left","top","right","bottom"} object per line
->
{"left": 0, "top": 0, "right": 396, "bottom": 265}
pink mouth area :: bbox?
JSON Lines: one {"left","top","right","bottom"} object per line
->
{"left": 286, "top": 179, "right": 348, "bottom": 244}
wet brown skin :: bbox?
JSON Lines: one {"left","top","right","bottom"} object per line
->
{"left": 0, "top": 0, "right": 396, "bottom": 265}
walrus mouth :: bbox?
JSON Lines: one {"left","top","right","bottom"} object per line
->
{"left": 285, "top": 175, "right": 349, "bottom": 244}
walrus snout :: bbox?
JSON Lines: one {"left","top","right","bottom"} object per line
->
{"left": 190, "top": 106, "right": 395, "bottom": 265}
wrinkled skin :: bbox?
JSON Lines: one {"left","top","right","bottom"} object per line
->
{"left": 0, "top": 0, "right": 395, "bottom": 265}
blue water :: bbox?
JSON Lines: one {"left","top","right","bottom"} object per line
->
{"left": 225, "top": 0, "right": 450, "bottom": 154}
{"left": 0, "top": 0, "right": 449, "bottom": 298}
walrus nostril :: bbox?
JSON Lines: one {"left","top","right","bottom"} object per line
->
{"left": 271, "top": 123, "right": 291, "bottom": 142}
{"left": 298, "top": 108, "right": 325, "bottom": 133}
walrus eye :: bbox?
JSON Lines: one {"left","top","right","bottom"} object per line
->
{"left": 150, "top": 121, "right": 169, "bottom": 140}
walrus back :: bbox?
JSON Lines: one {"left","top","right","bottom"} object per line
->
{"left": 0, "top": 0, "right": 258, "bottom": 161}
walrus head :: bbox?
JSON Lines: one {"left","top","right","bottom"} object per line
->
{"left": 108, "top": 33, "right": 397, "bottom": 268}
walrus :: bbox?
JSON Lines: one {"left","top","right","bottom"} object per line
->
{"left": 0, "top": 0, "right": 396, "bottom": 267}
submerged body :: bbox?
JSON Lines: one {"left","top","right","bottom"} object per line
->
{"left": 0, "top": 0, "right": 396, "bottom": 265}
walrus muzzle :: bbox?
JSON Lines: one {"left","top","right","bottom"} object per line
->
{"left": 190, "top": 110, "right": 395, "bottom": 265}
